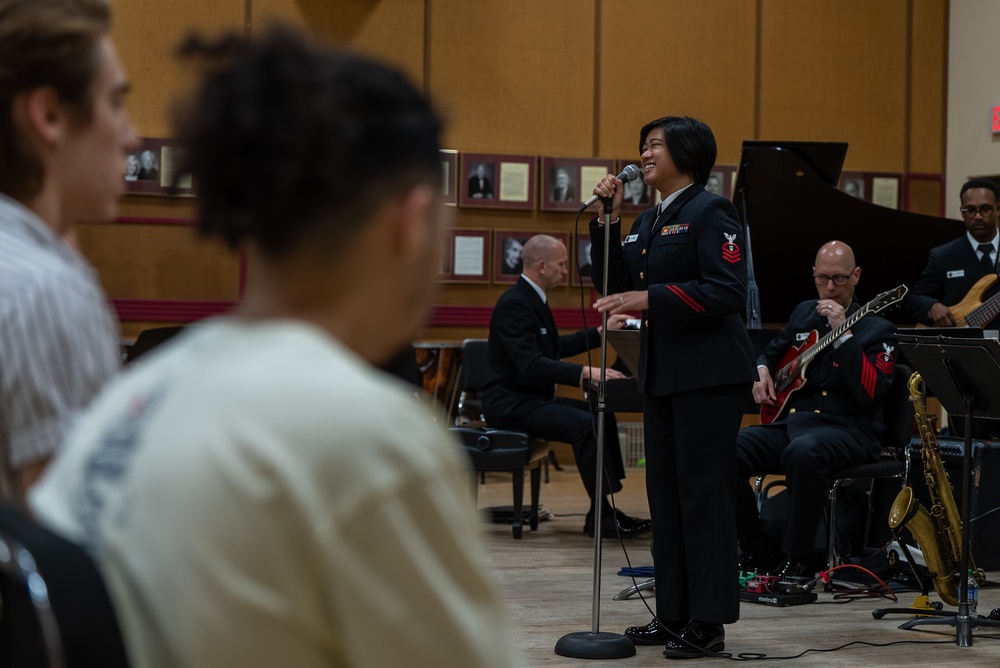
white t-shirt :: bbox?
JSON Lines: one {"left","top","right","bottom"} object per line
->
{"left": 32, "top": 318, "right": 516, "bottom": 668}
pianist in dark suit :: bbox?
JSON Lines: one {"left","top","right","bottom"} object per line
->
{"left": 481, "top": 234, "right": 652, "bottom": 539}
{"left": 734, "top": 241, "right": 897, "bottom": 580}
{"left": 905, "top": 178, "right": 1000, "bottom": 328}
{"left": 590, "top": 116, "right": 756, "bottom": 657}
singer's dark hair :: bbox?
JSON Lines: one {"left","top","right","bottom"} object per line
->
{"left": 960, "top": 177, "right": 999, "bottom": 201}
{"left": 639, "top": 116, "right": 717, "bottom": 187}
{"left": 173, "top": 26, "right": 443, "bottom": 259}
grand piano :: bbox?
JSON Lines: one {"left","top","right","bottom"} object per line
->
{"left": 604, "top": 141, "right": 965, "bottom": 411}
{"left": 733, "top": 140, "right": 963, "bottom": 328}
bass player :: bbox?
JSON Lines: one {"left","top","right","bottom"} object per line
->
{"left": 735, "top": 240, "right": 898, "bottom": 578}
{"left": 905, "top": 178, "right": 1000, "bottom": 329}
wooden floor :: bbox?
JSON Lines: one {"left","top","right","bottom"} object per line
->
{"left": 474, "top": 465, "right": 1000, "bottom": 667}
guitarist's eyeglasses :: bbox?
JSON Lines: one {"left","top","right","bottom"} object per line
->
{"left": 813, "top": 272, "right": 854, "bottom": 286}
{"left": 960, "top": 205, "right": 996, "bottom": 218}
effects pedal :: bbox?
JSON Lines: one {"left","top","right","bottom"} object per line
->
{"left": 740, "top": 574, "right": 817, "bottom": 607}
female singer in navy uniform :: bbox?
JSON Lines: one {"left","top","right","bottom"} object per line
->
{"left": 590, "top": 116, "right": 756, "bottom": 658}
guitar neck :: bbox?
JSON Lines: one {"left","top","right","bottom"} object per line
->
{"left": 779, "top": 305, "right": 871, "bottom": 380}
{"left": 965, "top": 290, "right": 1000, "bottom": 328}
{"left": 800, "top": 307, "right": 869, "bottom": 363}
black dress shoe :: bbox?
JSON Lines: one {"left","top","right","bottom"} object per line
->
{"left": 624, "top": 618, "right": 684, "bottom": 645}
{"left": 583, "top": 509, "right": 652, "bottom": 538}
{"left": 613, "top": 508, "right": 653, "bottom": 535}
{"left": 662, "top": 621, "right": 724, "bottom": 659}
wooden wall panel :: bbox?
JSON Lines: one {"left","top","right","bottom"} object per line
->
{"left": 113, "top": 1, "right": 246, "bottom": 137}
{"left": 78, "top": 225, "right": 241, "bottom": 301}
{"left": 759, "top": 0, "right": 909, "bottom": 171}
{"left": 597, "top": 0, "right": 758, "bottom": 164}
{"left": 429, "top": 0, "right": 596, "bottom": 156}
{"left": 252, "top": 0, "right": 426, "bottom": 86}
{"left": 908, "top": 0, "right": 947, "bottom": 174}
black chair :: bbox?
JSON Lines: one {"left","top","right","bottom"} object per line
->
{"left": 825, "top": 363, "right": 914, "bottom": 567}
{"left": 450, "top": 339, "right": 549, "bottom": 539}
{"left": 0, "top": 505, "right": 131, "bottom": 667}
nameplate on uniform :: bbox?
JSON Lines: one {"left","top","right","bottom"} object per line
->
{"left": 947, "top": 269, "right": 965, "bottom": 278}
{"left": 624, "top": 234, "right": 639, "bottom": 244}
{"left": 661, "top": 224, "right": 689, "bottom": 236}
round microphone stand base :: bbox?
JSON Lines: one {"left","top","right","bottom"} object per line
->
{"left": 554, "top": 631, "right": 636, "bottom": 659}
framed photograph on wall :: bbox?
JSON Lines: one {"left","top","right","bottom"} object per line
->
{"left": 541, "top": 157, "right": 615, "bottom": 212}
{"left": 616, "top": 159, "right": 654, "bottom": 213}
{"left": 839, "top": 171, "right": 868, "bottom": 202}
{"left": 440, "top": 150, "right": 458, "bottom": 206}
{"left": 839, "top": 171, "right": 903, "bottom": 209}
{"left": 460, "top": 153, "right": 536, "bottom": 210}
{"left": 706, "top": 164, "right": 737, "bottom": 200}
{"left": 439, "top": 228, "right": 490, "bottom": 283}
{"left": 492, "top": 229, "right": 570, "bottom": 284}
{"left": 123, "top": 137, "right": 196, "bottom": 197}
{"left": 573, "top": 232, "right": 593, "bottom": 287}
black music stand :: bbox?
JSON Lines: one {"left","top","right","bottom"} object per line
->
{"left": 892, "top": 336, "right": 1000, "bottom": 645}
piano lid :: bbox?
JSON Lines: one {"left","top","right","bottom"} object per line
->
{"left": 732, "top": 140, "right": 964, "bottom": 326}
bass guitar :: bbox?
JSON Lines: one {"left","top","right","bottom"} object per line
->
{"left": 916, "top": 273, "right": 1000, "bottom": 328}
{"left": 759, "top": 285, "right": 908, "bottom": 425}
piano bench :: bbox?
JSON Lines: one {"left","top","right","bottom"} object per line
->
{"left": 450, "top": 427, "right": 549, "bottom": 539}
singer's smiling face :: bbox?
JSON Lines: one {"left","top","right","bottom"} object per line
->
{"left": 639, "top": 128, "right": 681, "bottom": 194}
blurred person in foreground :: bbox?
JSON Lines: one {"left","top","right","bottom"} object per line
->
{"left": 0, "top": 0, "right": 134, "bottom": 505}
{"left": 31, "top": 27, "right": 517, "bottom": 668}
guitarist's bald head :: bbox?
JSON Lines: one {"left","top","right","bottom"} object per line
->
{"left": 816, "top": 240, "right": 856, "bottom": 268}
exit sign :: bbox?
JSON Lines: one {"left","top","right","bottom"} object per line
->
{"left": 994, "top": 106, "right": 1000, "bottom": 133}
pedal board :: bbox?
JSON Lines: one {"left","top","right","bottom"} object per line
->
{"left": 739, "top": 590, "right": 818, "bottom": 606}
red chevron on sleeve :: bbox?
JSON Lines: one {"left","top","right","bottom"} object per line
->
{"left": 876, "top": 352, "right": 894, "bottom": 376}
{"left": 860, "top": 354, "right": 877, "bottom": 399}
{"left": 666, "top": 284, "right": 706, "bottom": 313}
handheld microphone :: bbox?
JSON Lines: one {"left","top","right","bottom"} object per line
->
{"left": 578, "top": 163, "right": 643, "bottom": 212}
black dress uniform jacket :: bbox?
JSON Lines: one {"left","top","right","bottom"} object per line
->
{"left": 590, "top": 183, "right": 757, "bottom": 395}
{"left": 758, "top": 299, "right": 898, "bottom": 454}
{"left": 905, "top": 235, "right": 1000, "bottom": 328}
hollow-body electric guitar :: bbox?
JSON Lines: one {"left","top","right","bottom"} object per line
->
{"left": 759, "top": 285, "right": 908, "bottom": 425}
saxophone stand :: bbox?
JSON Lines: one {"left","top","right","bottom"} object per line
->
{"left": 554, "top": 199, "right": 635, "bottom": 659}
{"left": 892, "top": 337, "right": 1000, "bottom": 645}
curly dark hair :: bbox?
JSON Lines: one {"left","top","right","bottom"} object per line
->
{"left": 638, "top": 116, "right": 718, "bottom": 187}
{"left": 174, "top": 27, "right": 443, "bottom": 259}
{"left": 0, "top": 0, "right": 110, "bottom": 200}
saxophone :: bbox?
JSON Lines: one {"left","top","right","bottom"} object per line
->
{"left": 888, "top": 371, "right": 984, "bottom": 606}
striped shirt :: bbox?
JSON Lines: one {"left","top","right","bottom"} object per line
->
{"left": 0, "top": 193, "right": 121, "bottom": 503}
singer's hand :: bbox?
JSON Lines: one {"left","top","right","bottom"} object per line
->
{"left": 589, "top": 173, "right": 623, "bottom": 219}
{"left": 593, "top": 290, "right": 648, "bottom": 315}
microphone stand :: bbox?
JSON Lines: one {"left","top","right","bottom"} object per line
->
{"left": 554, "top": 198, "right": 636, "bottom": 659}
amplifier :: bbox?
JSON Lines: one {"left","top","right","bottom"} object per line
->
{"left": 905, "top": 437, "right": 1000, "bottom": 570}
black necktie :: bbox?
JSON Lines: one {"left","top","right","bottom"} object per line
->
{"left": 979, "top": 243, "right": 995, "bottom": 274}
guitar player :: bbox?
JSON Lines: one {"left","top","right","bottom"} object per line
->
{"left": 734, "top": 241, "right": 898, "bottom": 578}
{"left": 905, "top": 178, "right": 1000, "bottom": 329}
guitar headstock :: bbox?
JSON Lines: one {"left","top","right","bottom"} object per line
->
{"left": 868, "top": 284, "right": 909, "bottom": 314}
